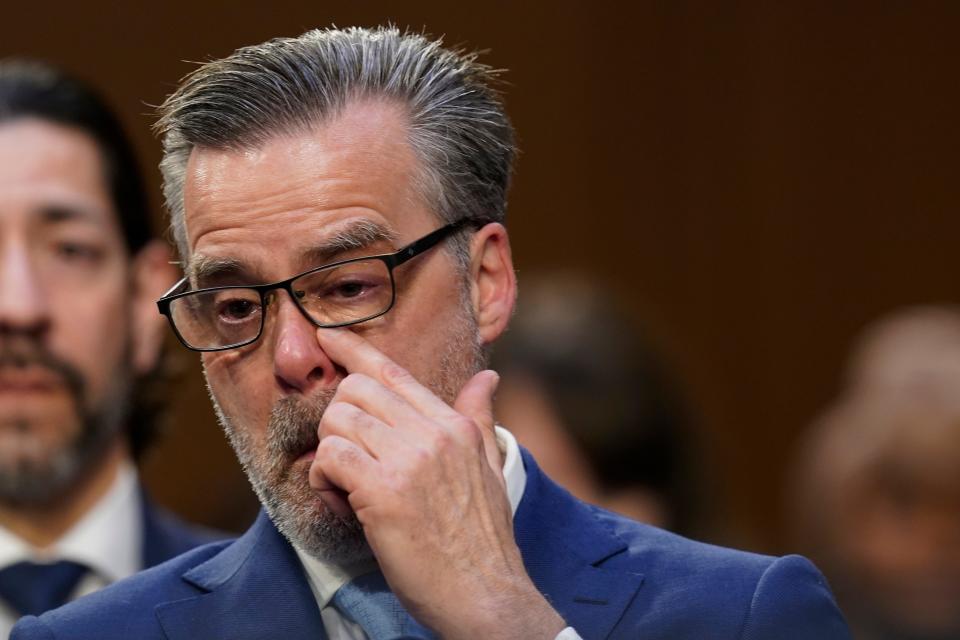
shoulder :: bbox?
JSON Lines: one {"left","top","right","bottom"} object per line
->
{"left": 588, "top": 505, "right": 850, "bottom": 640}
{"left": 516, "top": 451, "right": 849, "bottom": 639}
{"left": 595, "top": 505, "right": 775, "bottom": 584}
{"left": 11, "top": 540, "right": 232, "bottom": 640}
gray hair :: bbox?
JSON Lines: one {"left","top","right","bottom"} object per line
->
{"left": 155, "top": 26, "right": 516, "bottom": 267}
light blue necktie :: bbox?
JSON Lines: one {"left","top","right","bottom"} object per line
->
{"left": 331, "top": 571, "right": 436, "bottom": 640}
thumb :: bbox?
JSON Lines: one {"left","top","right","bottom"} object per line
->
{"left": 454, "top": 369, "right": 500, "bottom": 431}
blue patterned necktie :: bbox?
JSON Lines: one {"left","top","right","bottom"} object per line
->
{"left": 0, "top": 559, "right": 89, "bottom": 617}
{"left": 331, "top": 571, "right": 436, "bottom": 640}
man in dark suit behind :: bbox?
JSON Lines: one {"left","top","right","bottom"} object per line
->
{"left": 14, "top": 28, "right": 849, "bottom": 639}
{"left": 0, "top": 60, "right": 221, "bottom": 636}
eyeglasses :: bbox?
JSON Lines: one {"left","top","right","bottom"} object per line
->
{"left": 157, "top": 219, "right": 471, "bottom": 352}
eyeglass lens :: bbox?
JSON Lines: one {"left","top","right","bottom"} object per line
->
{"left": 168, "top": 258, "right": 394, "bottom": 350}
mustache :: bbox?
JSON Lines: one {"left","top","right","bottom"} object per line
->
{"left": 0, "top": 337, "right": 85, "bottom": 400}
{"left": 267, "top": 389, "right": 337, "bottom": 462}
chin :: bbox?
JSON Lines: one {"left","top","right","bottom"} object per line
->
{"left": 250, "top": 459, "right": 370, "bottom": 563}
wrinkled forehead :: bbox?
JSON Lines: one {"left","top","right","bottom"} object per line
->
{"left": 186, "top": 217, "right": 400, "bottom": 288}
{"left": 180, "top": 100, "right": 437, "bottom": 283}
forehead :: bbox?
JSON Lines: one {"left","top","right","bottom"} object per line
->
{"left": 0, "top": 118, "right": 117, "bottom": 231}
{"left": 182, "top": 100, "right": 435, "bottom": 272}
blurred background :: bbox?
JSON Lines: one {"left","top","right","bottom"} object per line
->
{"left": 3, "top": 1, "right": 958, "bottom": 565}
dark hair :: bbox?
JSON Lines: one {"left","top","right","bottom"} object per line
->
{"left": 0, "top": 59, "right": 152, "bottom": 255}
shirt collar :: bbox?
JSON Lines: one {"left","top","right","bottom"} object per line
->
{"left": 294, "top": 425, "right": 527, "bottom": 608}
{"left": 497, "top": 425, "right": 527, "bottom": 515}
{"left": 0, "top": 460, "right": 143, "bottom": 583}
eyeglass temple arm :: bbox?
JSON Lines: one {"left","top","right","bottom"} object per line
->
{"left": 390, "top": 219, "right": 474, "bottom": 268}
{"left": 157, "top": 276, "right": 189, "bottom": 312}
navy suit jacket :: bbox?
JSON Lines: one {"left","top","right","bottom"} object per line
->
{"left": 14, "top": 452, "right": 850, "bottom": 639}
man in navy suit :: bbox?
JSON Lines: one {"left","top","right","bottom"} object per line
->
{"left": 0, "top": 60, "right": 219, "bottom": 635}
{"left": 14, "top": 28, "right": 849, "bottom": 639}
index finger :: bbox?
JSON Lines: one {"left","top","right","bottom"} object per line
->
{"left": 316, "top": 327, "right": 459, "bottom": 419}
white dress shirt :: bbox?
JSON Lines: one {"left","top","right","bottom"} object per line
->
{"left": 0, "top": 462, "right": 142, "bottom": 638}
{"left": 294, "top": 426, "right": 582, "bottom": 639}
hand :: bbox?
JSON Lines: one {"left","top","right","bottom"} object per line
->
{"left": 309, "top": 328, "right": 566, "bottom": 639}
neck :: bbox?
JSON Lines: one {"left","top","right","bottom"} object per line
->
{"left": 0, "top": 439, "right": 127, "bottom": 550}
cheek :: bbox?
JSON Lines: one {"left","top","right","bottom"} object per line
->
{"left": 354, "top": 308, "right": 437, "bottom": 378}
{"left": 379, "top": 279, "right": 466, "bottom": 356}
{"left": 202, "top": 350, "right": 274, "bottom": 434}
{"left": 48, "top": 280, "right": 130, "bottom": 401}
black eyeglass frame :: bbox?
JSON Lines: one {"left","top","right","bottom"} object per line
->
{"left": 157, "top": 218, "right": 474, "bottom": 352}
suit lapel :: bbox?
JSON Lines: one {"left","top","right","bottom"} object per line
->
{"left": 154, "top": 453, "right": 644, "bottom": 640}
{"left": 155, "top": 511, "right": 324, "bottom": 640}
{"left": 515, "top": 449, "right": 645, "bottom": 640}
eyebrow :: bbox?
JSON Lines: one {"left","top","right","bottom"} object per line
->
{"left": 187, "top": 219, "right": 398, "bottom": 288}
{"left": 299, "top": 219, "right": 397, "bottom": 267}
{"left": 187, "top": 255, "right": 250, "bottom": 288}
{"left": 39, "top": 203, "right": 106, "bottom": 225}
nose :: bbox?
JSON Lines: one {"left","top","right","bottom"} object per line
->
{"left": 270, "top": 292, "right": 339, "bottom": 395}
{"left": 0, "top": 239, "right": 51, "bottom": 338}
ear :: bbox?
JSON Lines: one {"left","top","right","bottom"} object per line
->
{"left": 129, "top": 240, "right": 179, "bottom": 375}
{"left": 468, "top": 223, "right": 517, "bottom": 345}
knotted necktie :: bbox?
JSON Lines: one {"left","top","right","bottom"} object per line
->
{"left": 0, "top": 559, "right": 88, "bottom": 617}
{"left": 331, "top": 571, "right": 436, "bottom": 640}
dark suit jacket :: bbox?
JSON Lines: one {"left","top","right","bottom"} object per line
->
{"left": 13, "top": 451, "right": 850, "bottom": 639}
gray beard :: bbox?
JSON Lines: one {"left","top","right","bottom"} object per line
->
{"left": 210, "top": 301, "right": 486, "bottom": 563}
{"left": 212, "top": 387, "right": 372, "bottom": 563}
{"left": 0, "top": 338, "right": 131, "bottom": 507}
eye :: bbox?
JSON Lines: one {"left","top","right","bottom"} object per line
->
{"left": 216, "top": 298, "right": 260, "bottom": 323}
{"left": 333, "top": 280, "right": 367, "bottom": 298}
{"left": 291, "top": 260, "right": 391, "bottom": 316}
{"left": 319, "top": 277, "right": 385, "bottom": 302}
{"left": 54, "top": 241, "right": 104, "bottom": 263}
